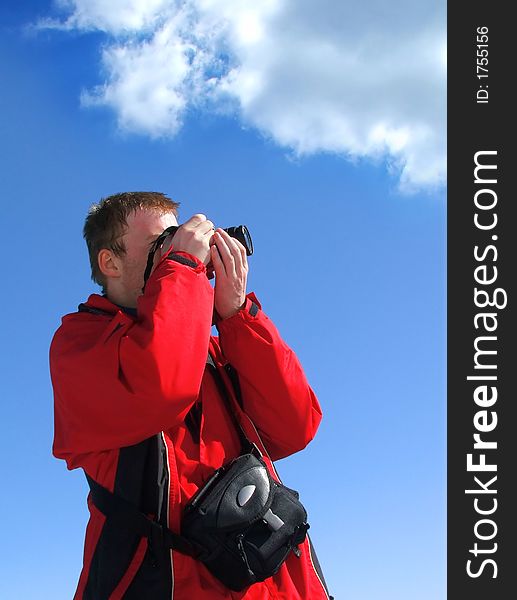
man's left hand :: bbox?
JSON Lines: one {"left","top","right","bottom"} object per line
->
{"left": 211, "top": 228, "right": 248, "bottom": 320}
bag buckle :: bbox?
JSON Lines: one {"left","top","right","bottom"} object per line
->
{"left": 290, "top": 522, "right": 310, "bottom": 558}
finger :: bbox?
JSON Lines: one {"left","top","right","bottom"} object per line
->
{"left": 217, "top": 228, "right": 244, "bottom": 251}
{"left": 226, "top": 231, "right": 247, "bottom": 264}
{"left": 214, "top": 231, "right": 235, "bottom": 276}
{"left": 237, "top": 240, "right": 247, "bottom": 268}
{"left": 231, "top": 236, "right": 247, "bottom": 264}
{"left": 227, "top": 236, "right": 245, "bottom": 272}
{"left": 218, "top": 229, "right": 245, "bottom": 270}
{"left": 210, "top": 244, "right": 225, "bottom": 277}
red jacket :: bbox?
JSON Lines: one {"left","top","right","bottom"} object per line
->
{"left": 50, "top": 251, "right": 329, "bottom": 599}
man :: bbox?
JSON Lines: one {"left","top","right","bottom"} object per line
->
{"left": 50, "top": 192, "right": 329, "bottom": 599}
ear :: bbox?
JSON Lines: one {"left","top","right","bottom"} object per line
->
{"left": 98, "top": 249, "right": 122, "bottom": 281}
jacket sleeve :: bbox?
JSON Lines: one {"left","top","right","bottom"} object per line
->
{"left": 215, "top": 293, "right": 322, "bottom": 461}
{"left": 50, "top": 253, "right": 214, "bottom": 459}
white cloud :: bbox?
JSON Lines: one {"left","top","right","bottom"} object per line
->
{"left": 45, "top": 0, "right": 446, "bottom": 191}
{"left": 50, "top": 0, "right": 171, "bottom": 33}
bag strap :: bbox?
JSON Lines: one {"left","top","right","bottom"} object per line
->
{"left": 205, "top": 353, "right": 256, "bottom": 455}
{"left": 85, "top": 474, "right": 204, "bottom": 564}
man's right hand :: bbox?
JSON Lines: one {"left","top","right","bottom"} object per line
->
{"left": 160, "top": 214, "right": 214, "bottom": 265}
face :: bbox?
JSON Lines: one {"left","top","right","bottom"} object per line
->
{"left": 107, "top": 208, "right": 178, "bottom": 307}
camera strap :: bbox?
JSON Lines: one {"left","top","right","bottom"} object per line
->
{"left": 205, "top": 353, "right": 257, "bottom": 455}
{"left": 142, "top": 225, "right": 179, "bottom": 292}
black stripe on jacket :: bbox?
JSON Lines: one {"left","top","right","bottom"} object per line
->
{"left": 83, "top": 435, "right": 172, "bottom": 600}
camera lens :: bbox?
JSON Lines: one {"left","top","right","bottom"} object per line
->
{"left": 223, "top": 225, "right": 254, "bottom": 256}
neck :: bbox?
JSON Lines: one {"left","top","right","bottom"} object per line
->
{"left": 105, "top": 286, "right": 139, "bottom": 309}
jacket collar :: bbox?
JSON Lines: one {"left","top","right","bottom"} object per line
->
{"left": 78, "top": 294, "right": 120, "bottom": 316}
{"left": 79, "top": 294, "right": 139, "bottom": 318}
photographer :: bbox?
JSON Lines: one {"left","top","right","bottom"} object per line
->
{"left": 50, "top": 192, "right": 330, "bottom": 599}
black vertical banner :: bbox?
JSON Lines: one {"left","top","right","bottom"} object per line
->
{"left": 448, "top": 2, "right": 515, "bottom": 599}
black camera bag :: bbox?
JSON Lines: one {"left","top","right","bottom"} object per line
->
{"left": 181, "top": 447, "right": 309, "bottom": 590}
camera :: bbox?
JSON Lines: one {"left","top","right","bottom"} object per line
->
{"left": 143, "top": 224, "right": 254, "bottom": 289}
{"left": 163, "top": 224, "right": 253, "bottom": 257}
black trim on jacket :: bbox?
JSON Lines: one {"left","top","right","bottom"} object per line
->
{"left": 83, "top": 435, "right": 172, "bottom": 599}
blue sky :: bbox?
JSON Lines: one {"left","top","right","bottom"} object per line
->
{"left": 0, "top": 2, "right": 445, "bottom": 598}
